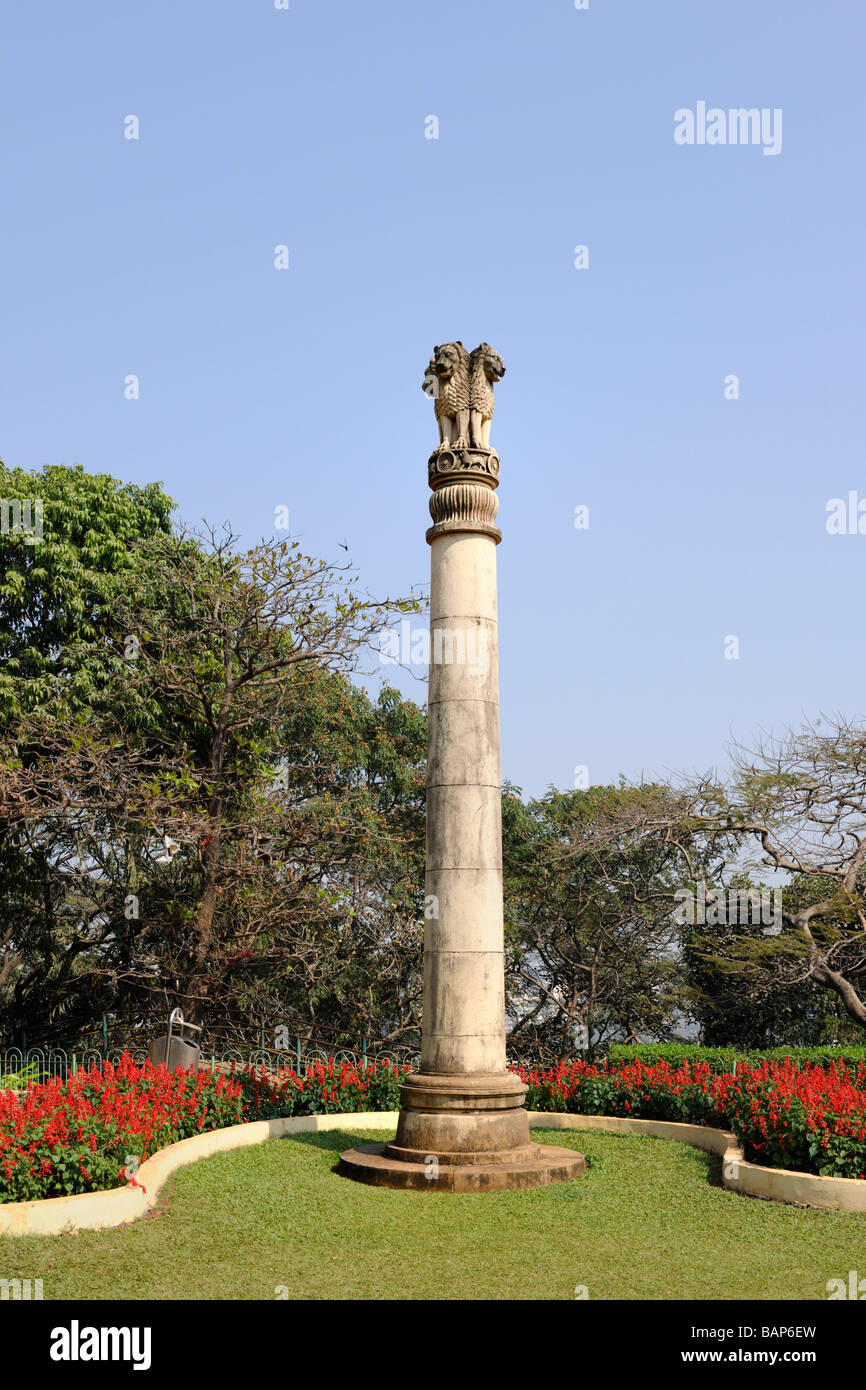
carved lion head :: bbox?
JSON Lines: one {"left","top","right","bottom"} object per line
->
{"left": 479, "top": 344, "right": 506, "bottom": 382}
{"left": 433, "top": 341, "right": 465, "bottom": 380}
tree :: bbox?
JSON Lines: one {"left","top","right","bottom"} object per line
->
{"left": 0, "top": 459, "right": 173, "bottom": 726}
{"left": 502, "top": 782, "right": 707, "bottom": 1061}
{"left": 689, "top": 716, "right": 866, "bottom": 1035}
{"left": 1, "top": 518, "right": 426, "bottom": 1040}
{"left": 680, "top": 873, "right": 860, "bottom": 1047}
{"left": 107, "top": 525, "right": 420, "bottom": 1021}
{"left": 0, "top": 461, "right": 175, "bottom": 1038}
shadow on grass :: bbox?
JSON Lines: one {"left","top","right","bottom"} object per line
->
{"left": 283, "top": 1128, "right": 393, "bottom": 1154}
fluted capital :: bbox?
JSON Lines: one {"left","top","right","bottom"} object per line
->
{"left": 426, "top": 445, "right": 502, "bottom": 543}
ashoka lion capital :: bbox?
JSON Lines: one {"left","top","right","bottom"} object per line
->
{"left": 422, "top": 341, "right": 505, "bottom": 542}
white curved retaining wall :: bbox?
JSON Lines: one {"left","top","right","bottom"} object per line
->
{"left": 526, "top": 1112, "right": 866, "bottom": 1213}
{"left": 0, "top": 1111, "right": 401, "bottom": 1237}
{"left": 2, "top": 1109, "right": 865, "bottom": 1235}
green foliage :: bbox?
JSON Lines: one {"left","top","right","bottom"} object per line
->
{"left": 0, "top": 460, "right": 173, "bottom": 723}
{"left": 607, "top": 1042, "right": 866, "bottom": 1069}
{"left": 502, "top": 781, "right": 704, "bottom": 1059}
{"left": 681, "top": 873, "right": 866, "bottom": 1048}
{"left": 0, "top": 464, "right": 427, "bottom": 1042}
{"left": 688, "top": 718, "right": 866, "bottom": 1037}
{"left": 0, "top": 1061, "right": 40, "bottom": 1089}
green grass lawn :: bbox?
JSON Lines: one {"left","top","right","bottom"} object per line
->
{"left": 2, "top": 1127, "right": 863, "bottom": 1300}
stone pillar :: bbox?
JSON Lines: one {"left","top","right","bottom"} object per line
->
{"left": 386, "top": 443, "right": 533, "bottom": 1163}
{"left": 338, "top": 342, "right": 585, "bottom": 1191}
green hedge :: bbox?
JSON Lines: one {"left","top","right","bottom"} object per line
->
{"left": 607, "top": 1043, "right": 866, "bottom": 1071}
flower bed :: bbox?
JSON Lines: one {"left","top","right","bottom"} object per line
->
{"left": 519, "top": 1057, "right": 866, "bottom": 1181}
{"left": 0, "top": 1053, "right": 407, "bottom": 1203}
{"left": 4, "top": 1052, "right": 865, "bottom": 1203}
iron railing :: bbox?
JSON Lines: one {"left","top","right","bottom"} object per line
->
{"left": 0, "top": 1022, "right": 421, "bottom": 1088}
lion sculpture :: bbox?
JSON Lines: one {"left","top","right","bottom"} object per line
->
{"left": 423, "top": 340, "right": 505, "bottom": 451}
{"left": 422, "top": 341, "right": 471, "bottom": 448}
{"left": 468, "top": 342, "right": 505, "bottom": 449}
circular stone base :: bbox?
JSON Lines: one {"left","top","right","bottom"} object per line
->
{"left": 383, "top": 1140, "right": 540, "bottom": 1166}
{"left": 337, "top": 1142, "right": 586, "bottom": 1192}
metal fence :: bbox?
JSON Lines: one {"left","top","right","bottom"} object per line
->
{"left": 0, "top": 1032, "right": 421, "bottom": 1088}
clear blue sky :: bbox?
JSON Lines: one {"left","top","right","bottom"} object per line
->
{"left": 2, "top": 1, "right": 864, "bottom": 798}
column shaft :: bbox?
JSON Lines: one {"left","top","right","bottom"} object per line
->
{"left": 423, "top": 531, "right": 505, "bottom": 1075}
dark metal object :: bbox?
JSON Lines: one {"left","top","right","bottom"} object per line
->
{"left": 148, "top": 1007, "right": 202, "bottom": 1072}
